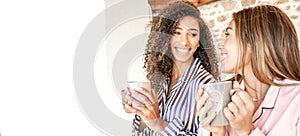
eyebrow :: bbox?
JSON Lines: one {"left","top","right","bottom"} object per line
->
{"left": 175, "top": 27, "right": 199, "bottom": 32}
{"left": 225, "top": 27, "right": 233, "bottom": 31}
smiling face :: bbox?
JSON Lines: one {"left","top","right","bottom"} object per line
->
{"left": 170, "top": 16, "right": 200, "bottom": 65}
{"left": 219, "top": 21, "right": 251, "bottom": 74}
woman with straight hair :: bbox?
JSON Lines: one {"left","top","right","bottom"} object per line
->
{"left": 197, "top": 5, "right": 300, "bottom": 136}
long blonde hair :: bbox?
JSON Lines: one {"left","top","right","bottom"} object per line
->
{"left": 233, "top": 5, "right": 300, "bottom": 86}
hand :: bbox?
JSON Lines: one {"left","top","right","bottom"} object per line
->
{"left": 196, "top": 87, "right": 226, "bottom": 136}
{"left": 121, "top": 88, "right": 138, "bottom": 113}
{"left": 224, "top": 81, "right": 255, "bottom": 135}
{"left": 131, "top": 88, "right": 167, "bottom": 133}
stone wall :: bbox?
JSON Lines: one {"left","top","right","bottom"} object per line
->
{"left": 198, "top": 0, "right": 300, "bottom": 46}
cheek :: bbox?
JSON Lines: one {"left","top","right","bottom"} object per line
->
{"left": 222, "top": 43, "right": 240, "bottom": 72}
{"left": 190, "top": 41, "right": 199, "bottom": 54}
{"left": 170, "top": 38, "right": 176, "bottom": 47}
{"left": 190, "top": 38, "right": 199, "bottom": 48}
{"left": 192, "top": 42, "right": 199, "bottom": 48}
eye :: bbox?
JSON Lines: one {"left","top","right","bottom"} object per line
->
{"left": 172, "top": 31, "right": 181, "bottom": 35}
{"left": 190, "top": 33, "right": 198, "bottom": 37}
{"left": 223, "top": 32, "right": 230, "bottom": 38}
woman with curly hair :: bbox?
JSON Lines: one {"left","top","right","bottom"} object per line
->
{"left": 122, "top": 1, "right": 219, "bottom": 135}
{"left": 197, "top": 5, "right": 300, "bottom": 136}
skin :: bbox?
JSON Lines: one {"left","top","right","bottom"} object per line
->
{"left": 122, "top": 16, "right": 200, "bottom": 133}
{"left": 170, "top": 16, "right": 199, "bottom": 67}
{"left": 169, "top": 16, "right": 200, "bottom": 94}
{"left": 196, "top": 21, "right": 266, "bottom": 136}
{"left": 219, "top": 23, "right": 255, "bottom": 135}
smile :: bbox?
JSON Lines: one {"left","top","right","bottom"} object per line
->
{"left": 220, "top": 53, "right": 228, "bottom": 61}
{"left": 176, "top": 47, "right": 190, "bottom": 54}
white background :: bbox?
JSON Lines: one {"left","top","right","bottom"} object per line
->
{"left": 0, "top": 0, "right": 106, "bottom": 135}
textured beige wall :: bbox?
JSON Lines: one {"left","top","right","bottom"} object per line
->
{"left": 198, "top": 0, "right": 300, "bottom": 46}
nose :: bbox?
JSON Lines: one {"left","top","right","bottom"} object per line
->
{"left": 218, "top": 39, "right": 225, "bottom": 49}
{"left": 179, "top": 33, "right": 189, "bottom": 46}
{"left": 218, "top": 44, "right": 224, "bottom": 49}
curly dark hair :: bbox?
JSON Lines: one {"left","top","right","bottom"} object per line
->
{"left": 144, "top": 1, "right": 219, "bottom": 92}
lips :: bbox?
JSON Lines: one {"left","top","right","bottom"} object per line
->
{"left": 220, "top": 53, "right": 227, "bottom": 61}
{"left": 176, "top": 47, "right": 189, "bottom": 54}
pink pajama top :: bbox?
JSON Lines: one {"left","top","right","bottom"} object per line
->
{"left": 199, "top": 79, "right": 300, "bottom": 136}
{"left": 226, "top": 79, "right": 300, "bottom": 136}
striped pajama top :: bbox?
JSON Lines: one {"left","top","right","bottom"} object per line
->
{"left": 132, "top": 58, "right": 215, "bottom": 136}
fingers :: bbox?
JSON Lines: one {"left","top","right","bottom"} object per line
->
{"left": 224, "top": 107, "right": 235, "bottom": 121}
{"left": 122, "top": 88, "right": 142, "bottom": 114}
{"left": 197, "top": 93, "right": 210, "bottom": 118}
{"left": 123, "top": 103, "right": 138, "bottom": 113}
{"left": 133, "top": 100, "right": 160, "bottom": 123}
{"left": 135, "top": 103, "right": 152, "bottom": 117}
{"left": 205, "top": 111, "right": 217, "bottom": 125}
{"left": 196, "top": 87, "right": 204, "bottom": 100}
{"left": 226, "top": 102, "right": 239, "bottom": 117}
{"left": 231, "top": 90, "right": 255, "bottom": 115}
{"left": 224, "top": 100, "right": 241, "bottom": 121}
{"left": 231, "top": 94, "right": 244, "bottom": 110}
{"left": 200, "top": 101, "right": 214, "bottom": 119}
{"left": 196, "top": 88, "right": 209, "bottom": 117}
{"left": 199, "top": 110, "right": 216, "bottom": 127}
{"left": 196, "top": 88, "right": 208, "bottom": 110}
{"left": 132, "top": 90, "right": 153, "bottom": 106}
{"left": 121, "top": 88, "right": 131, "bottom": 111}
{"left": 236, "top": 91, "right": 255, "bottom": 110}
{"left": 121, "top": 88, "right": 129, "bottom": 98}
{"left": 123, "top": 96, "right": 140, "bottom": 114}
{"left": 225, "top": 91, "right": 255, "bottom": 122}
{"left": 121, "top": 89, "right": 125, "bottom": 97}
{"left": 231, "top": 81, "right": 253, "bottom": 109}
{"left": 150, "top": 89, "right": 158, "bottom": 102}
{"left": 129, "top": 95, "right": 146, "bottom": 107}
{"left": 141, "top": 87, "right": 156, "bottom": 104}
{"left": 197, "top": 88, "right": 216, "bottom": 127}
{"left": 233, "top": 81, "right": 240, "bottom": 88}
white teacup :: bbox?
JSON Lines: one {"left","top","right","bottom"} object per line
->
{"left": 200, "top": 81, "right": 232, "bottom": 126}
{"left": 127, "top": 81, "right": 151, "bottom": 109}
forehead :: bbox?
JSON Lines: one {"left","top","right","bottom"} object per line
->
{"left": 228, "top": 21, "right": 235, "bottom": 30}
{"left": 177, "top": 16, "right": 199, "bottom": 29}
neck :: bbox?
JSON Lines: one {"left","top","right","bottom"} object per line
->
{"left": 243, "top": 65, "right": 270, "bottom": 109}
{"left": 172, "top": 59, "right": 193, "bottom": 79}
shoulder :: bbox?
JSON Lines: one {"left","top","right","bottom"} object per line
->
{"left": 276, "top": 79, "right": 300, "bottom": 92}
{"left": 191, "top": 67, "right": 215, "bottom": 88}
{"left": 193, "top": 62, "right": 215, "bottom": 84}
{"left": 272, "top": 79, "right": 300, "bottom": 105}
{"left": 188, "top": 58, "right": 216, "bottom": 87}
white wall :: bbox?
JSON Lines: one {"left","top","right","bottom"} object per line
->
{"left": 0, "top": 0, "right": 106, "bottom": 136}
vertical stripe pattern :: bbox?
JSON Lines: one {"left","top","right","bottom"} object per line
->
{"left": 133, "top": 58, "right": 215, "bottom": 136}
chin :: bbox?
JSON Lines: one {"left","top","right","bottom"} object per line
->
{"left": 220, "top": 67, "right": 235, "bottom": 74}
{"left": 173, "top": 57, "right": 193, "bottom": 63}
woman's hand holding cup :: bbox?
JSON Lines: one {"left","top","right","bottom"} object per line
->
{"left": 223, "top": 81, "right": 255, "bottom": 135}
{"left": 123, "top": 81, "right": 167, "bottom": 133}
{"left": 196, "top": 87, "right": 226, "bottom": 136}
{"left": 121, "top": 88, "right": 138, "bottom": 113}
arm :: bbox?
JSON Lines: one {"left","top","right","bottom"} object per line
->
{"left": 132, "top": 115, "right": 151, "bottom": 136}
{"left": 131, "top": 91, "right": 194, "bottom": 135}
{"left": 248, "top": 127, "right": 265, "bottom": 136}
{"left": 133, "top": 115, "right": 198, "bottom": 136}
{"left": 297, "top": 118, "right": 300, "bottom": 136}
{"left": 159, "top": 117, "right": 184, "bottom": 135}
{"left": 122, "top": 89, "right": 151, "bottom": 135}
